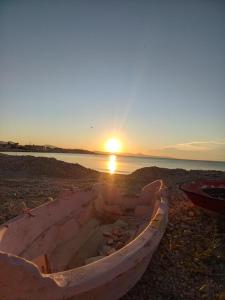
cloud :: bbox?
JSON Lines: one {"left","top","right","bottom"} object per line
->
{"left": 149, "top": 141, "right": 225, "bottom": 161}
{"left": 162, "top": 141, "right": 225, "bottom": 152}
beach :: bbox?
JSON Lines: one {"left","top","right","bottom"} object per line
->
{"left": 0, "top": 153, "right": 225, "bottom": 299}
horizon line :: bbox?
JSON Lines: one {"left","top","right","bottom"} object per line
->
{"left": 0, "top": 140, "right": 225, "bottom": 164}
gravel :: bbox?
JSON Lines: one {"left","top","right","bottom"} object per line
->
{"left": 0, "top": 154, "right": 225, "bottom": 300}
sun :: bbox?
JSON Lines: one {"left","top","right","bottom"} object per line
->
{"left": 105, "top": 138, "right": 122, "bottom": 153}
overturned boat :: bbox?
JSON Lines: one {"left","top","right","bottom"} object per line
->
{"left": 0, "top": 179, "right": 168, "bottom": 300}
{"left": 180, "top": 179, "right": 225, "bottom": 215}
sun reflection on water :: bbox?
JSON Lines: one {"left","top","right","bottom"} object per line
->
{"left": 108, "top": 155, "right": 117, "bottom": 174}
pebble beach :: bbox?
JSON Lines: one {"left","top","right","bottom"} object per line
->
{"left": 0, "top": 153, "right": 225, "bottom": 300}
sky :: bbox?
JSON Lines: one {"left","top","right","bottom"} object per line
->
{"left": 0, "top": 0, "right": 225, "bottom": 161}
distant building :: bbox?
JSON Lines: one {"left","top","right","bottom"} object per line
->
{"left": 0, "top": 141, "right": 19, "bottom": 149}
{"left": 8, "top": 141, "right": 19, "bottom": 147}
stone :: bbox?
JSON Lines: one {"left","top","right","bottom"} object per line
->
{"left": 121, "top": 196, "right": 138, "bottom": 211}
{"left": 199, "top": 284, "right": 209, "bottom": 293}
{"left": 112, "top": 228, "right": 123, "bottom": 237}
{"left": 188, "top": 211, "right": 194, "bottom": 217}
{"left": 135, "top": 205, "right": 151, "bottom": 217}
{"left": 102, "top": 231, "right": 113, "bottom": 238}
{"left": 103, "top": 204, "right": 123, "bottom": 216}
{"left": 120, "top": 234, "right": 131, "bottom": 244}
{"left": 126, "top": 229, "right": 136, "bottom": 242}
{"left": 99, "top": 245, "right": 116, "bottom": 256}
{"left": 100, "top": 245, "right": 111, "bottom": 255}
{"left": 115, "top": 241, "right": 125, "bottom": 250}
{"left": 105, "top": 247, "right": 116, "bottom": 256}
{"left": 47, "top": 197, "right": 54, "bottom": 202}
{"left": 183, "top": 229, "right": 192, "bottom": 235}
{"left": 112, "top": 236, "right": 119, "bottom": 242}
{"left": 106, "top": 239, "right": 114, "bottom": 246}
{"left": 218, "top": 292, "right": 225, "bottom": 300}
{"left": 113, "top": 219, "right": 128, "bottom": 228}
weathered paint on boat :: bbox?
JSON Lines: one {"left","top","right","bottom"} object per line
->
{"left": 0, "top": 179, "right": 168, "bottom": 300}
{"left": 180, "top": 179, "right": 225, "bottom": 215}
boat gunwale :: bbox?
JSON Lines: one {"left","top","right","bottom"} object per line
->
{"left": 180, "top": 179, "right": 225, "bottom": 202}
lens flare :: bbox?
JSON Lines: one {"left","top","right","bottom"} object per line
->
{"left": 105, "top": 138, "right": 121, "bottom": 153}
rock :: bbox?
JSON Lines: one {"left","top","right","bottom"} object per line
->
{"left": 102, "top": 231, "right": 113, "bottom": 238}
{"left": 135, "top": 205, "right": 151, "bottom": 217}
{"left": 100, "top": 245, "right": 116, "bottom": 256}
{"left": 113, "top": 236, "right": 119, "bottom": 242}
{"left": 100, "top": 224, "right": 116, "bottom": 233}
{"left": 126, "top": 229, "right": 136, "bottom": 242}
{"left": 104, "top": 205, "right": 123, "bottom": 216}
{"left": 106, "top": 238, "right": 114, "bottom": 245}
{"left": 115, "top": 241, "right": 125, "bottom": 250}
{"left": 47, "top": 197, "right": 54, "bottom": 202}
{"left": 118, "top": 234, "right": 129, "bottom": 243}
{"left": 112, "top": 228, "right": 123, "bottom": 237}
{"left": 113, "top": 219, "right": 128, "bottom": 228}
{"left": 121, "top": 196, "right": 138, "bottom": 211}
{"left": 199, "top": 284, "right": 209, "bottom": 293}
{"left": 218, "top": 292, "right": 225, "bottom": 300}
{"left": 188, "top": 211, "right": 194, "bottom": 217}
{"left": 183, "top": 229, "right": 192, "bottom": 235}
{"left": 106, "top": 247, "right": 116, "bottom": 256}
{"left": 99, "top": 245, "right": 111, "bottom": 256}
{"left": 101, "top": 243, "right": 117, "bottom": 254}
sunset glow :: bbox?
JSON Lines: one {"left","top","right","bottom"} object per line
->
{"left": 1, "top": 1, "right": 224, "bottom": 162}
{"left": 105, "top": 138, "right": 122, "bottom": 153}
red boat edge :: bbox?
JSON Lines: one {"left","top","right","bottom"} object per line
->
{"left": 180, "top": 179, "right": 225, "bottom": 215}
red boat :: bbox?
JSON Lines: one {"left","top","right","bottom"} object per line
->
{"left": 180, "top": 179, "right": 225, "bottom": 215}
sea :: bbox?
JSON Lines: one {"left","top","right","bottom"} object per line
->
{"left": 2, "top": 152, "right": 225, "bottom": 174}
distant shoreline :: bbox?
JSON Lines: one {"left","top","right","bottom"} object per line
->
{"left": 1, "top": 148, "right": 225, "bottom": 164}
{"left": 0, "top": 148, "right": 97, "bottom": 155}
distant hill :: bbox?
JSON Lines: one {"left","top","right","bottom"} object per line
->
{"left": 0, "top": 141, "right": 96, "bottom": 155}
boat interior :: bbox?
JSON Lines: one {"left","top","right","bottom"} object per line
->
{"left": 0, "top": 182, "right": 160, "bottom": 274}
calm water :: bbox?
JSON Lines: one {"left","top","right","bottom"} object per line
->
{"left": 2, "top": 152, "right": 225, "bottom": 174}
